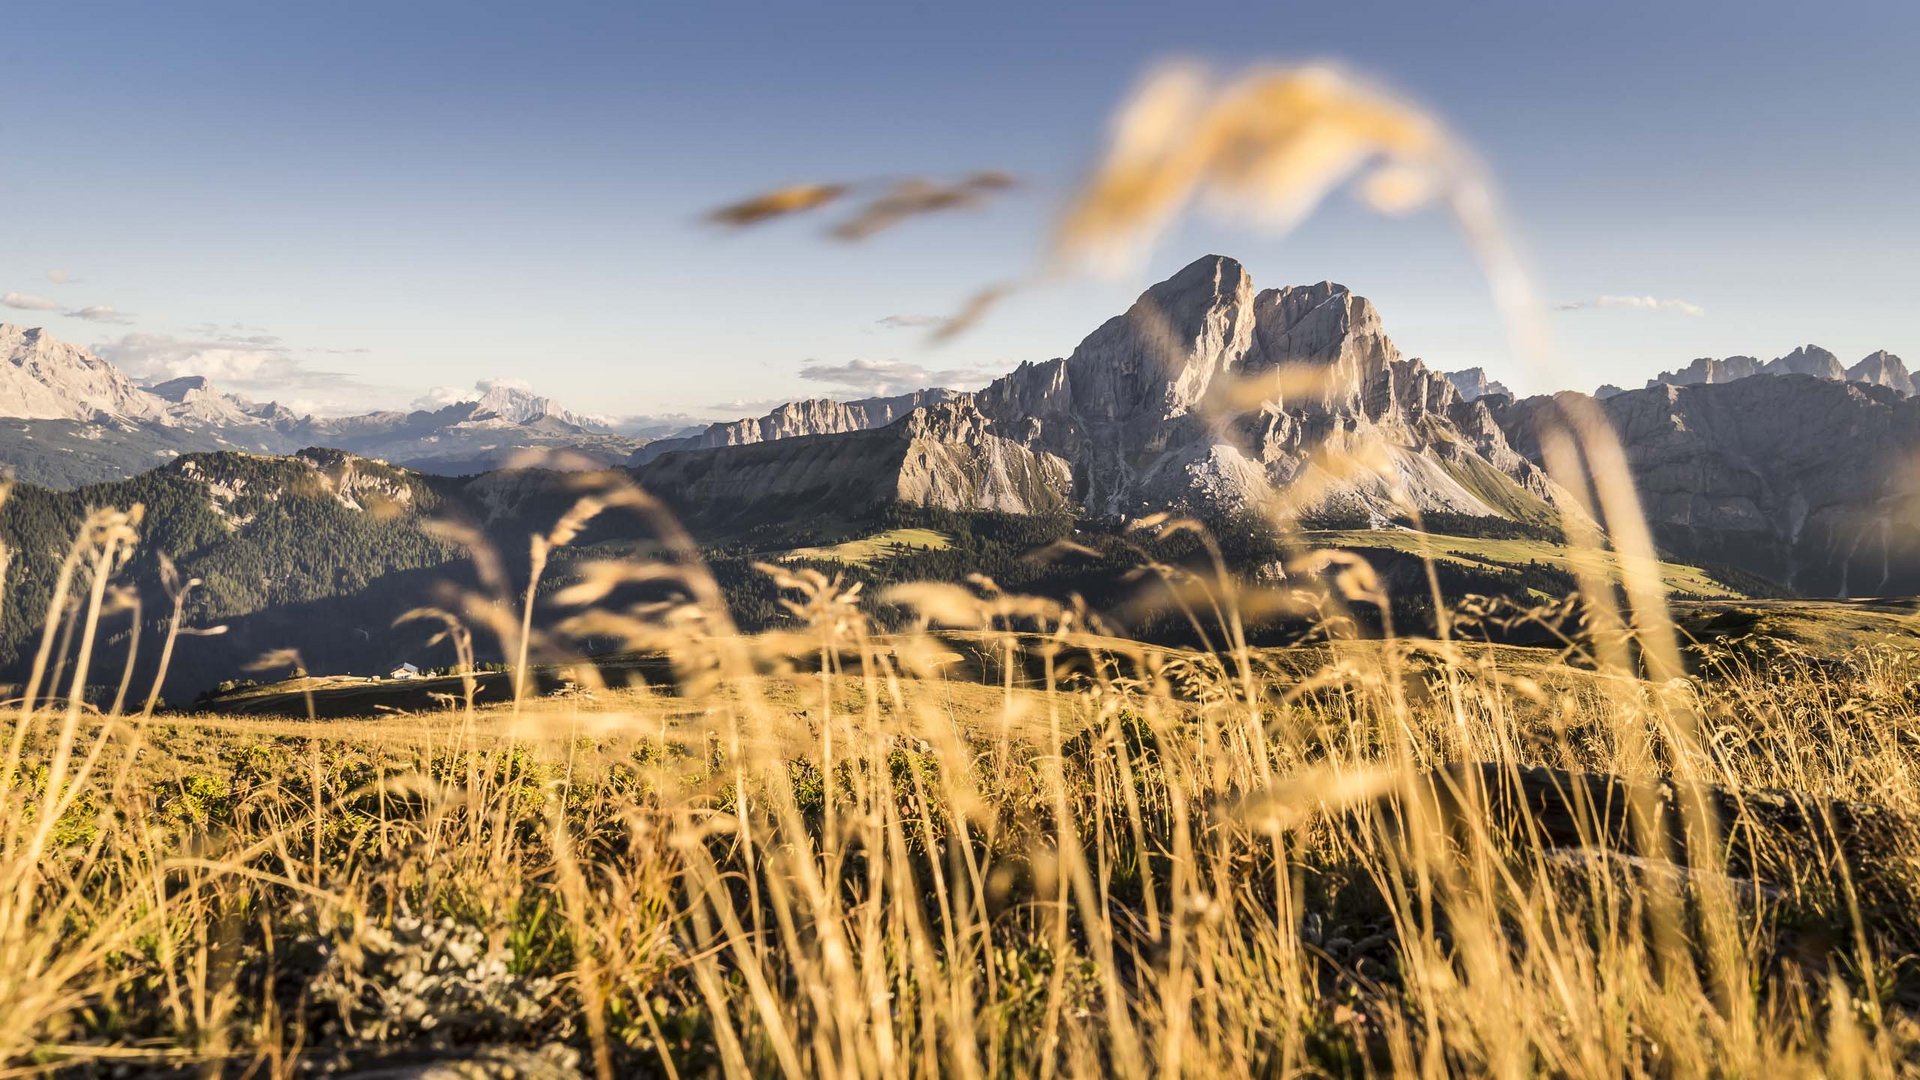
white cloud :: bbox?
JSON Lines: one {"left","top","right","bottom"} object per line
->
{"left": 66, "top": 304, "right": 135, "bottom": 324}
{"left": 93, "top": 330, "right": 373, "bottom": 409}
{"left": 2, "top": 292, "right": 62, "bottom": 311}
{"left": 1556, "top": 295, "right": 1706, "bottom": 317}
{"left": 796, "top": 357, "right": 993, "bottom": 397}
{"left": 875, "top": 313, "right": 943, "bottom": 329}
{"left": 707, "top": 396, "right": 801, "bottom": 414}
{"left": 411, "top": 376, "right": 533, "bottom": 411}
{"left": 606, "top": 412, "right": 710, "bottom": 438}
{"left": 44, "top": 270, "right": 76, "bottom": 285}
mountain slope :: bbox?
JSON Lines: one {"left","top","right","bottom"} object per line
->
{"left": 0, "top": 324, "right": 167, "bottom": 422}
{"left": 636, "top": 400, "right": 1072, "bottom": 528}
{"left": 1637, "top": 346, "right": 1911, "bottom": 397}
{"left": 626, "top": 256, "right": 1559, "bottom": 527}
{"left": 1494, "top": 377, "right": 1920, "bottom": 594}
{"left": 0, "top": 323, "right": 653, "bottom": 485}
{"left": 631, "top": 389, "right": 958, "bottom": 465}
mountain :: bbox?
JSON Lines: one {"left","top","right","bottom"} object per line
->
{"left": 1636, "top": 346, "right": 1909, "bottom": 397}
{"left": 0, "top": 323, "right": 653, "bottom": 485}
{"left": 638, "top": 256, "right": 1563, "bottom": 528}
{"left": 1642, "top": 355, "right": 1765, "bottom": 389}
{"left": 631, "top": 389, "right": 958, "bottom": 465}
{"left": 1493, "top": 377, "right": 1920, "bottom": 595}
{"left": 0, "top": 324, "right": 167, "bottom": 422}
{"left": 1445, "top": 368, "right": 1512, "bottom": 402}
{"left": 1765, "top": 344, "right": 1847, "bottom": 380}
{"left": 449, "top": 381, "right": 599, "bottom": 430}
{"left": 638, "top": 399, "right": 1071, "bottom": 525}
{"left": 1848, "top": 350, "right": 1914, "bottom": 395}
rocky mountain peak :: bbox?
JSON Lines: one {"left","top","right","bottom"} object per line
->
{"left": 1848, "top": 350, "right": 1913, "bottom": 395}
{"left": 0, "top": 322, "right": 165, "bottom": 422}
{"left": 1646, "top": 355, "right": 1764, "bottom": 388}
{"left": 1060, "top": 252, "right": 1256, "bottom": 423}
{"left": 463, "top": 382, "right": 594, "bottom": 430}
{"left": 147, "top": 375, "right": 213, "bottom": 402}
{"left": 1445, "top": 367, "right": 1513, "bottom": 402}
{"left": 1765, "top": 344, "right": 1846, "bottom": 380}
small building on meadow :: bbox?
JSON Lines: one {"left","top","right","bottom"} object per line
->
{"left": 388, "top": 662, "right": 422, "bottom": 680}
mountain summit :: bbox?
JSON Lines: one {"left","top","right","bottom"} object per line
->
{"left": 641, "top": 255, "right": 1562, "bottom": 526}
{"left": 0, "top": 325, "right": 649, "bottom": 484}
{"left": 0, "top": 323, "right": 166, "bottom": 422}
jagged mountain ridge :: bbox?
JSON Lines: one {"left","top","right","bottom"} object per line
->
{"left": 630, "top": 388, "right": 959, "bottom": 465}
{"left": 0, "top": 324, "right": 168, "bottom": 422}
{"left": 0, "top": 323, "right": 659, "bottom": 484}
{"left": 1445, "top": 368, "right": 1512, "bottom": 402}
{"left": 637, "top": 399, "right": 1072, "bottom": 524}
{"left": 1631, "top": 345, "right": 1911, "bottom": 397}
{"left": 1492, "top": 377, "right": 1920, "bottom": 595}
{"left": 639, "top": 255, "right": 1564, "bottom": 527}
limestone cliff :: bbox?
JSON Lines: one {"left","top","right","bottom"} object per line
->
{"left": 1494, "top": 378, "right": 1920, "bottom": 594}
{"left": 630, "top": 389, "right": 958, "bottom": 465}
{"left": 635, "top": 400, "right": 1070, "bottom": 524}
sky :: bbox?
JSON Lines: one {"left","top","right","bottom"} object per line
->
{"left": 3, "top": 0, "right": 1919, "bottom": 422}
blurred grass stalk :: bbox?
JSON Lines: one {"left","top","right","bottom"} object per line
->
{"left": 0, "top": 60, "right": 1908, "bottom": 1079}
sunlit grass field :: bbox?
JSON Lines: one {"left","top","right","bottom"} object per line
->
{"left": 8, "top": 55, "right": 1920, "bottom": 1080}
{"left": 1304, "top": 530, "right": 1744, "bottom": 599}
{"left": 8, "top": 508, "right": 1920, "bottom": 1076}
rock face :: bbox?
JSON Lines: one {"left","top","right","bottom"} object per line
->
{"left": 1644, "top": 355, "right": 1765, "bottom": 389}
{"left": 1848, "top": 350, "right": 1914, "bottom": 395}
{"left": 1638, "top": 347, "right": 1910, "bottom": 398}
{"left": 0, "top": 323, "right": 649, "bottom": 485}
{"left": 633, "top": 256, "right": 1560, "bottom": 527}
{"left": 1494, "top": 378, "right": 1920, "bottom": 595}
{"left": 636, "top": 400, "right": 1071, "bottom": 522}
{"left": 1446, "top": 368, "right": 1512, "bottom": 402}
{"left": 969, "top": 255, "right": 1559, "bottom": 522}
{"left": 630, "top": 389, "right": 957, "bottom": 465}
{"left": 1765, "top": 345, "right": 1846, "bottom": 380}
{"left": 0, "top": 324, "right": 165, "bottom": 421}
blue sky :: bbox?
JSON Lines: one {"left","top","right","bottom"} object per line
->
{"left": 3, "top": 0, "right": 1918, "bottom": 419}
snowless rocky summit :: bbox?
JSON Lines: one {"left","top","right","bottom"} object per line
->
{"left": 630, "top": 389, "right": 958, "bottom": 465}
{"left": 1634, "top": 346, "right": 1910, "bottom": 397}
{"left": 0, "top": 324, "right": 167, "bottom": 421}
{"left": 641, "top": 255, "right": 1563, "bottom": 524}
{"left": 0, "top": 322, "right": 650, "bottom": 483}
{"left": 1444, "top": 368, "right": 1512, "bottom": 402}
{"left": 1492, "top": 373, "right": 1920, "bottom": 595}
{"left": 1848, "top": 350, "right": 1915, "bottom": 395}
{"left": 637, "top": 399, "right": 1072, "bottom": 518}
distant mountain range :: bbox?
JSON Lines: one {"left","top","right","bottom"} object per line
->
{"left": 636, "top": 258, "right": 1561, "bottom": 530}
{"left": 6, "top": 255, "right": 1920, "bottom": 620}
{"left": 0, "top": 324, "right": 669, "bottom": 485}
{"left": 625, "top": 255, "right": 1920, "bottom": 595}
{"left": 1594, "top": 344, "right": 1913, "bottom": 399}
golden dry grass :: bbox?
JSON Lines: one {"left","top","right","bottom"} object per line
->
{"left": 4, "top": 57, "right": 1917, "bottom": 1080}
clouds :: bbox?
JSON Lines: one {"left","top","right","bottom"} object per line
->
{"left": 2, "top": 292, "right": 62, "bottom": 312}
{"left": 875, "top": 313, "right": 943, "bottom": 329}
{"left": 1556, "top": 294, "right": 1706, "bottom": 317}
{"left": 410, "top": 376, "right": 533, "bottom": 411}
{"left": 93, "top": 329, "right": 374, "bottom": 410}
{"left": 2, "top": 290, "right": 136, "bottom": 323}
{"left": 797, "top": 357, "right": 994, "bottom": 397}
{"left": 44, "top": 270, "right": 76, "bottom": 285}
{"left": 66, "top": 304, "right": 135, "bottom": 324}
